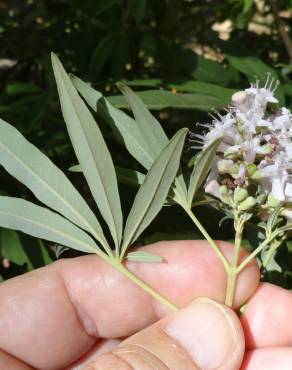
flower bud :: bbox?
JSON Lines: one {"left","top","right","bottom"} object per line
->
{"left": 219, "top": 185, "right": 228, "bottom": 195}
{"left": 233, "top": 187, "right": 248, "bottom": 203}
{"left": 218, "top": 159, "right": 234, "bottom": 173}
{"left": 251, "top": 170, "right": 261, "bottom": 180}
{"left": 238, "top": 196, "right": 257, "bottom": 211}
{"left": 282, "top": 208, "right": 292, "bottom": 221}
{"left": 267, "top": 193, "right": 281, "bottom": 208}
{"left": 205, "top": 180, "right": 221, "bottom": 199}
{"left": 246, "top": 163, "right": 257, "bottom": 177}
{"left": 260, "top": 144, "right": 273, "bottom": 155}
{"left": 231, "top": 91, "right": 250, "bottom": 112}
{"left": 224, "top": 149, "right": 240, "bottom": 160}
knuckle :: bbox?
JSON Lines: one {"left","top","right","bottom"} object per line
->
{"left": 88, "top": 352, "right": 133, "bottom": 370}
{"left": 113, "top": 343, "right": 169, "bottom": 369}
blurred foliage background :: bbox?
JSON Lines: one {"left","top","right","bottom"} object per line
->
{"left": 0, "top": 0, "right": 292, "bottom": 285}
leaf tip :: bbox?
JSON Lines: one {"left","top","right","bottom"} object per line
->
{"left": 116, "top": 82, "right": 126, "bottom": 91}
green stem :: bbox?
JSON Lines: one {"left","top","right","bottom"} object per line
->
{"left": 182, "top": 205, "right": 230, "bottom": 272}
{"left": 191, "top": 199, "right": 218, "bottom": 208}
{"left": 262, "top": 239, "right": 283, "bottom": 269}
{"left": 108, "top": 257, "right": 179, "bottom": 312}
{"left": 236, "top": 237, "right": 272, "bottom": 273}
{"left": 225, "top": 216, "right": 244, "bottom": 307}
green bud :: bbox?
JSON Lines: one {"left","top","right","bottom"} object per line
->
{"left": 230, "top": 164, "right": 240, "bottom": 176}
{"left": 256, "top": 194, "right": 266, "bottom": 205}
{"left": 261, "top": 144, "right": 273, "bottom": 154}
{"left": 224, "top": 149, "right": 239, "bottom": 160}
{"left": 238, "top": 196, "right": 257, "bottom": 211}
{"left": 233, "top": 187, "right": 248, "bottom": 203}
{"left": 267, "top": 193, "right": 281, "bottom": 208}
{"left": 218, "top": 159, "right": 233, "bottom": 173}
{"left": 219, "top": 185, "right": 228, "bottom": 195}
{"left": 246, "top": 163, "right": 257, "bottom": 177}
{"left": 251, "top": 170, "right": 261, "bottom": 180}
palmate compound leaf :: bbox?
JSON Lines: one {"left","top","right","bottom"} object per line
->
{"left": 121, "top": 128, "right": 188, "bottom": 257}
{"left": 51, "top": 53, "right": 123, "bottom": 250}
{"left": 0, "top": 197, "right": 103, "bottom": 256}
{"left": 71, "top": 77, "right": 189, "bottom": 206}
{"left": 0, "top": 118, "right": 109, "bottom": 252}
{"left": 187, "top": 137, "right": 222, "bottom": 207}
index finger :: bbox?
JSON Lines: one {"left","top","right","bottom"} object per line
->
{"left": 0, "top": 240, "right": 259, "bottom": 369}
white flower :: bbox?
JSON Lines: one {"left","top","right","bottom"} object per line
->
{"left": 205, "top": 180, "right": 222, "bottom": 199}
{"left": 198, "top": 75, "right": 292, "bottom": 216}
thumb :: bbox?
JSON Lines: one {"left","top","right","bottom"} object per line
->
{"left": 85, "top": 297, "right": 245, "bottom": 370}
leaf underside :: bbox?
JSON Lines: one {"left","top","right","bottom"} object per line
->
{"left": 52, "top": 53, "right": 123, "bottom": 249}
{"left": 0, "top": 197, "right": 100, "bottom": 255}
{"left": 121, "top": 128, "right": 188, "bottom": 255}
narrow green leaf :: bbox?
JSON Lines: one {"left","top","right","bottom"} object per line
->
{"left": 0, "top": 118, "right": 108, "bottom": 250}
{"left": 71, "top": 75, "right": 154, "bottom": 169}
{"left": 115, "top": 166, "right": 145, "bottom": 187}
{"left": 0, "top": 197, "right": 102, "bottom": 255}
{"left": 69, "top": 164, "right": 145, "bottom": 188}
{"left": 121, "top": 128, "right": 188, "bottom": 255}
{"left": 187, "top": 138, "right": 222, "bottom": 206}
{"left": 168, "top": 81, "right": 236, "bottom": 105}
{"left": 226, "top": 55, "right": 285, "bottom": 104}
{"left": 0, "top": 229, "right": 32, "bottom": 269}
{"left": 126, "top": 250, "right": 163, "bottom": 263}
{"left": 108, "top": 90, "right": 226, "bottom": 111}
{"left": 117, "top": 83, "right": 168, "bottom": 157}
{"left": 71, "top": 75, "right": 189, "bottom": 205}
{"left": 51, "top": 53, "right": 123, "bottom": 248}
{"left": 38, "top": 239, "right": 53, "bottom": 265}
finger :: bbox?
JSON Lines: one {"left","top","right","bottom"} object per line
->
{"left": 0, "top": 240, "right": 259, "bottom": 369}
{"left": 86, "top": 298, "right": 244, "bottom": 370}
{"left": 0, "top": 349, "right": 33, "bottom": 370}
{"left": 241, "top": 283, "right": 292, "bottom": 349}
{"left": 67, "top": 340, "right": 121, "bottom": 370}
{"left": 240, "top": 347, "right": 292, "bottom": 369}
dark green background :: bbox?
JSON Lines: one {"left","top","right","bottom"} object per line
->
{"left": 0, "top": 0, "right": 292, "bottom": 285}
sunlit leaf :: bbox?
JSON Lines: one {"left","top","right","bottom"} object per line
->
{"left": 187, "top": 138, "right": 222, "bottom": 206}
{"left": 0, "top": 118, "right": 108, "bottom": 250}
{"left": 168, "top": 81, "right": 236, "bottom": 105}
{"left": 52, "top": 53, "right": 123, "bottom": 249}
{"left": 226, "top": 55, "right": 285, "bottom": 104}
{"left": 0, "top": 197, "right": 102, "bottom": 255}
{"left": 108, "top": 90, "right": 226, "bottom": 111}
{"left": 126, "top": 250, "right": 163, "bottom": 263}
{"left": 121, "top": 128, "right": 188, "bottom": 256}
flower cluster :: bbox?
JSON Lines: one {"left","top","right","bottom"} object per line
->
{"left": 197, "top": 75, "right": 292, "bottom": 217}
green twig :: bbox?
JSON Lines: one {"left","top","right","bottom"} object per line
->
{"left": 105, "top": 256, "right": 178, "bottom": 311}
{"left": 236, "top": 237, "right": 273, "bottom": 273}
{"left": 182, "top": 205, "right": 230, "bottom": 272}
{"left": 225, "top": 215, "right": 245, "bottom": 307}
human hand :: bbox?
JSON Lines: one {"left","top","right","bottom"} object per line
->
{"left": 0, "top": 241, "right": 291, "bottom": 369}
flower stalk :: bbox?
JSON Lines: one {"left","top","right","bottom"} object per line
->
{"left": 225, "top": 214, "right": 245, "bottom": 306}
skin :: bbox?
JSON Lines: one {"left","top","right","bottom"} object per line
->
{"left": 0, "top": 240, "right": 291, "bottom": 369}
